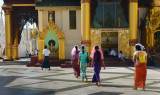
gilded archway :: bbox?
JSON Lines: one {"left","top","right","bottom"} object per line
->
{"left": 37, "top": 15, "right": 65, "bottom": 60}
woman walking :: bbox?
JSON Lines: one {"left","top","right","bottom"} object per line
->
{"left": 90, "top": 45, "right": 105, "bottom": 87}
{"left": 71, "top": 45, "right": 80, "bottom": 78}
{"left": 41, "top": 46, "right": 51, "bottom": 70}
{"left": 132, "top": 43, "right": 147, "bottom": 91}
{"left": 78, "top": 45, "right": 89, "bottom": 82}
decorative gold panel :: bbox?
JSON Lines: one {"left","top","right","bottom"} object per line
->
{"left": 91, "top": 30, "right": 101, "bottom": 49}
{"left": 146, "top": 1, "right": 160, "bottom": 49}
{"left": 149, "top": 11, "right": 160, "bottom": 31}
{"left": 153, "top": 0, "right": 160, "bottom": 6}
{"left": 38, "top": 21, "right": 65, "bottom": 40}
{"left": 91, "top": 29, "right": 130, "bottom": 57}
{"left": 30, "top": 29, "right": 38, "bottom": 39}
{"left": 118, "top": 30, "right": 129, "bottom": 57}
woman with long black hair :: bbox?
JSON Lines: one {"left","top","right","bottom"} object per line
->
{"left": 90, "top": 45, "right": 105, "bottom": 87}
{"left": 71, "top": 45, "right": 80, "bottom": 78}
{"left": 77, "top": 45, "right": 89, "bottom": 82}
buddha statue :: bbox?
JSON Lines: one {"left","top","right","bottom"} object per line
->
{"left": 50, "top": 43, "right": 54, "bottom": 52}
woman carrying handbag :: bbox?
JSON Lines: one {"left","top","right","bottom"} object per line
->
{"left": 77, "top": 45, "right": 89, "bottom": 82}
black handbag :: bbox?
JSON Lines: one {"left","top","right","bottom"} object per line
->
{"left": 87, "top": 52, "right": 89, "bottom": 63}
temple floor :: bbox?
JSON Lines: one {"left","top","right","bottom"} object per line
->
{"left": 0, "top": 65, "right": 159, "bottom": 95}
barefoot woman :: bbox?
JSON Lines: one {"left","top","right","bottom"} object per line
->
{"left": 132, "top": 43, "right": 147, "bottom": 91}
{"left": 90, "top": 45, "right": 105, "bottom": 87}
{"left": 78, "top": 45, "right": 89, "bottom": 82}
{"left": 71, "top": 45, "right": 80, "bottom": 78}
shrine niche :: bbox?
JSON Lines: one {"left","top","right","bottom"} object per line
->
{"left": 91, "top": 29, "right": 129, "bottom": 57}
{"left": 37, "top": 14, "right": 65, "bottom": 60}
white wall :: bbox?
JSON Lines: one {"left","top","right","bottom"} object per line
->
{"left": 38, "top": 8, "right": 81, "bottom": 59}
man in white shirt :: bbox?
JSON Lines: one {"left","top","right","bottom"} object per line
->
{"left": 110, "top": 50, "right": 117, "bottom": 57}
{"left": 41, "top": 46, "right": 51, "bottom": 70}
{"left": 119, "top": 51, "right": 126, "bottom": 61}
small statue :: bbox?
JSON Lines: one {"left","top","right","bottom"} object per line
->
{"left": 50, "top": 43, "right": 54, "bottom": 52}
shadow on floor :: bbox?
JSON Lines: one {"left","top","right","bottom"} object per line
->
{"left": 89, "top": 91, "right": 123, "bottom": 95}
{"left": 0, "top": 76, "right": 55, "bottom": 95}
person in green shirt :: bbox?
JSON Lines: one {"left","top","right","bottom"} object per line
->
{"left": 78, "top": 45, "right": 89, "bottom": 82}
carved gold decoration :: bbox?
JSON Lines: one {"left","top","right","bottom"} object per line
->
{"left": 2, "top": 5, "right": 12, "bottom": 15}
{"left": 30, "top": 29, "right": 38, "bottom": 39}
{"left": 38, "top": 21, "right": 65, "bottom": 40}
{"left": 38, "top": 14, "right": 65, "bottom": 60}
{"left": 149, "top": 11, "right": 160, "bottom": 31}
{"left": 91, "top": 29, "right": 130, "bottom": 57}
{"left": 81, "top": 0, "right": 91, "bottom": 3}
{"left": 153, "top": 0, "right": 160, "bottom": 6}
{"left": 119, "top": 30, "right": 129, "bottom": 57}
{"left": 146, "top": 1, "right": 160, "bottom": 49}
{"left": 91, "top": 30, "right": 101, "bottom": 49}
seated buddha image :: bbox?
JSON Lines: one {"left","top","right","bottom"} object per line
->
{"left": 48, "top": 40, "right": 56, "bottom": 52}
{"left": 102, "top": 37, "right": 112, "bottom": 48}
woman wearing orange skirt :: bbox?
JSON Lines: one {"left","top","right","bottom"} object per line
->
{"left": 132, "top": 43, "right": 147, "bottom": 91}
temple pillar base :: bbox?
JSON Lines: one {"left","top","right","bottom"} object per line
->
{"left": 3, "top": 57, "right": 14, "bottom": 61}
{"left": 14, "top": 58, "right": 20, "bottom": 60}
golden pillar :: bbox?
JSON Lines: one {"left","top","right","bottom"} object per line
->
{"left": 2, "top": 6, "right": 13, "bottom": 61}
{"left": 151, "top": 32, "right": 155, "bottom": 47}
{"left": 37, "top": 40, "right": 44, "bottom": 61}
{"left": 59, "top": 39, "right": 65, "bottom": 60}
{"left": 129, "top": 0, "right": 138, "bottom": 57}
{"left": 81, "top": 0, "right": 91, "bottom": 53}
{"left": 12, "top": 29, "right": 19, "bottom": 60}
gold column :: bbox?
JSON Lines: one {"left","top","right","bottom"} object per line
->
{"left": 129, "top": 0, "right": 138, "bottom": 58}
{"left": 59, "top": 39, "right": 65, "bottom": 60}
{"left": 37, "top": 40, "right": 44, "bottom": 61}
{"left": 2, "top": 6, "right": 13, "bottom": 61}
{"left": 12, "top": 29, "right": 19, "bottom": 60}
{"left": 81, "top": 0, "right": 91, "bottom": 53}
{"left": 151, "top": 32, "right": 154, "bottom": 48}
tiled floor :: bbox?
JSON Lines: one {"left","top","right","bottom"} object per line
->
{"left": 0, "top": 65, "right": 160, "bottom": 95}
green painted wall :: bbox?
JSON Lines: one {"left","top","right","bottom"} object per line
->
{"left": 44, "top": 29, "right": 59, "bottom": 50}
